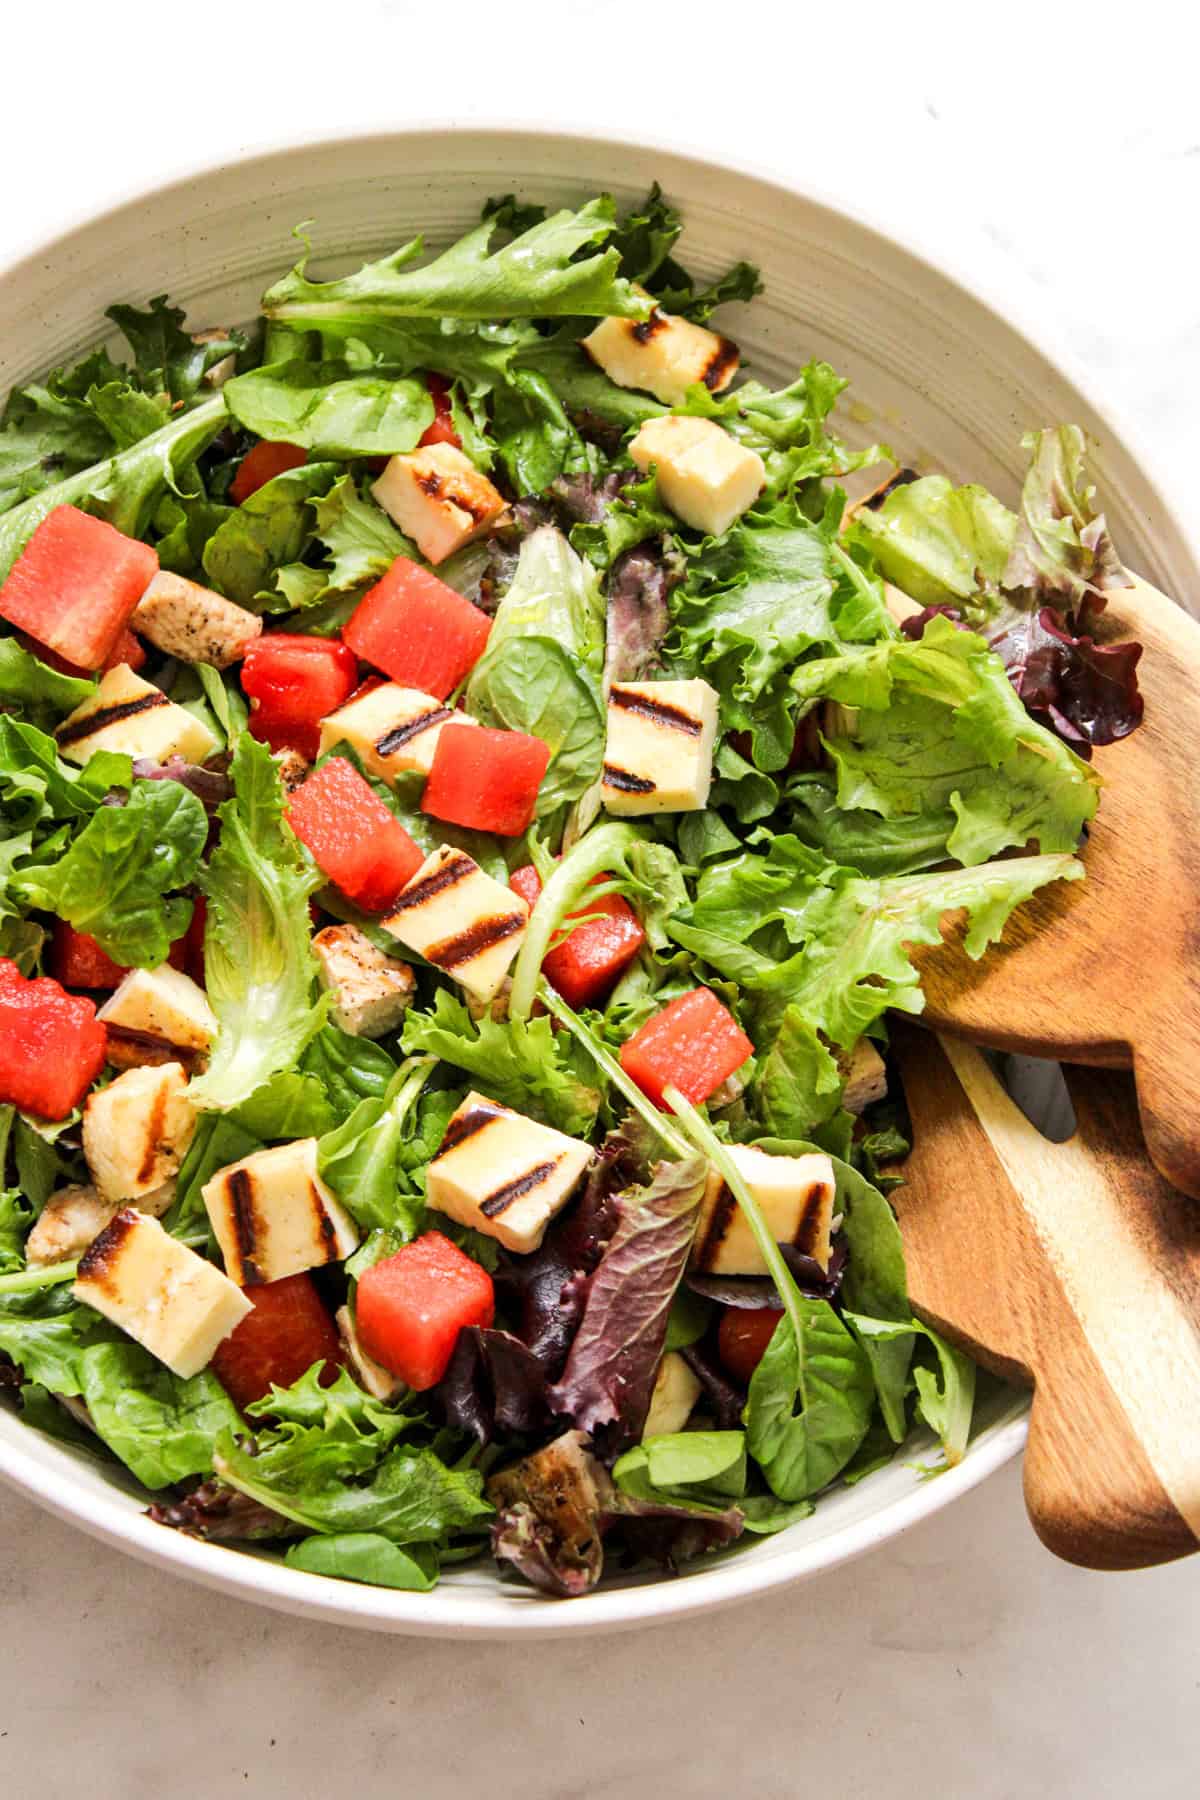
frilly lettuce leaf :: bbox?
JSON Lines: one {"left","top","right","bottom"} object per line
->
{"left": 1004, "top": 425, "right": 1131, "bottom": 608}
{"left": 848, "top": 472, "right": 1016, "bottom": 611}
{"left": 262, "top": 198, "right": 651, "bottom": 326}
{"left": 190, "top": 736, "right": 327, "bottom": 1111}
{"left": 401, "top": 988, "right": 600, "bottom": 1138}
{"left": 790, "top": 615, "right": 1099, "bottom": 865}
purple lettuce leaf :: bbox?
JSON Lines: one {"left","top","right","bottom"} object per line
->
{"left": 680, "top": 1343, "right": 746, "bottom": 1430}
{"left": 604, "top": 539, "right": 684, "bottom": 684}
{"left": 131, "top": 754, "right": 233, "bottom": 811}
{"left": 547, "top": 1156, "right": 707, "bottom": 1455}
{"left": 436, "top": 1326, "right": 551, "bottom": 1447}
{"left": 1002, "top": 425, "right": 1131, "bottom": 610}
{"left": 148, "top": 1477, "right": 299, "bottom": 1543}
{"left": 986, "top": 601, "right": 1144, "bottom": 753}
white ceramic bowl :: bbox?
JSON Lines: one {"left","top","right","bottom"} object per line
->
{"left": 0, "top": 128, "right": 1193, "bottom": 1637}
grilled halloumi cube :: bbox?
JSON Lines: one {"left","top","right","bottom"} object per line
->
{"left": 601, "top": 678, "right": 719, "bottom": 816}
{"left": 840, "top": 1038, "right": 888, "bottom": 1116}
{"left": 312, "top": 924, "right": 415, "bottom": 1037}
{"left": 73, "top": 1209, "right": 251, "bottom": 1377}
{"left": 371, "top": 443, "right": 506, "bottom": 564}
{"left": 691, "top": 1146, "right": 837, "bottom": 1276}
{"left": 83, "top": 1062, "right": 197, "bottom": 1202}
{"left": 318, "top": 683, "right": 475, "bottom": 782}
{"left": 629, "top": 415, "right": 764, "bottom": 537}
{"left": 381, "top": 846, "right": 529, "bottom": 1004}
{"left": 133, "top": 570, "right": 262, "bottom": 668}
{"left": 582, "top": 306, "right": 739, "bottom": 406}
{"left": 202, "top": 1137, "right": 360, "bottom": 1286}
{"left": 643, "top": 1351, "right": 703, "bottom": 1440}
{"left": 55, "top": 663, "right": 219, "bottom": 766}
{"left": 427, "top": 1091, "right": 593, "bottom": 1254}
{"left": 97, "top": 964, "right": 217, "bottom": 1056}
{"left": 336, "top": 1304, "right": 405, "bottom": 1402}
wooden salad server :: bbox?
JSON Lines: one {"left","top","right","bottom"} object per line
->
{"left": 891, "top": 1019, "right": 1200, "bottom": 1569}
{"left": 889, "top": 573, "right": 1200, "bottom": 1200}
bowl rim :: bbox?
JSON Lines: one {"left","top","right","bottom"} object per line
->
{"left": 5, "top": 118, "right": 1183, "bottom": 1635}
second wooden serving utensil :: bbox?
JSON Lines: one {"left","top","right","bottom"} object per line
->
{"left": 892, "top": 572, "right": 1200, "bottom": 1200}
{"left": 891, "top": 1018, "right": 1200, "bottom": 1569}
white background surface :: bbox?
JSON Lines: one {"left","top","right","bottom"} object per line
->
{"left": 2, "top": 3, "right": 1199, "bottom": 1794}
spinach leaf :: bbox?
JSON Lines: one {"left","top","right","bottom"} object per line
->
{"left": 284, "top": 1533, "right": 438, "bottom": 1590}
{"left": 299, "top": 1023, "right": 397, "bottom": 1123}
{"left": 224, "top": 362, "right": 433, "bottom": 458}
{"left": 14, "top": 778, "right": 206, "bottom": 968}
{"left": 744, "top": 1300, "right": 875, "bottom": 1500}
{"left": 912, "top": 1325, "right": 977, "bottom": 1468}
{"left": 228, "top": 1072, "right": 336, "bottom": 1140}
{"left": 78, "top": 1341, "right": 241, "bottom": 1489}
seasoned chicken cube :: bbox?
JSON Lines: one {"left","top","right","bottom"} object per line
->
{"left": 582, "top": 305, "right": 739, "bottom": 406}
{"left": 133, "top": 572, "right": 262, "bottom": 668}
{"left": 272, "top": 748, "right": 312, "bottom": 793}
{"left": 73, "top": 1209, "right": 250, "bottom": 1377}
{"left": 840, "top": 1038, "right": 888, "bottom": 1116}
{"left": 691, "top": 1146, "right": 837, "bottom": 1276}
{"left": 25, "top": 1181, "right": 174, "bottom": 1267}
{"left": 55, "top": 664, "right": 219, "bottom": 766}
{"left": 312, "top": 924, "right": 415, "bottom": 1037}
{"left": 629, "top": 414, "right": 764, "bottom": 537}
{"left": 371, "top": 444, "right": 505, "bottom": 565}
{"left": 82, "top": 1063, "right": 197, "bottom": 1202}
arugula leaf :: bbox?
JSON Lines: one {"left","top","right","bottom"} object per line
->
{"left": 263, "top": 199, "right": 650, "bottom": 326}
{"left": 224, "top": 361, "right": 433, "bottom": 458}
{"left": 0, "top": 392, "right": 227, "bottom": 581}
{"left": 849, "top": 473, "right": 1016, "bottom": 611}
{"left": 791, "top": 615, "right": 1100, "bottom": 865}
{"left": 201, "top": 461, "right": 338, "bottom": 607}
{"left": 190, "top": 736, "right": 326, "bottom": 1111}
{"left": 192, "top": 663, "right": 248, "bottom": 751}
{"left": 401, "top": 989, "right": 600, "bottom": 1137}
{"left": 284, "top": 1533, "right": 438, "bottom": 1590}
{"left": 466, "top": 527, "right": 605, "bottom": 817}
{"left": 0, "top": 362, "right": 118, "bottom": 515}
{"left": 14, "top": 778, "right": 206, "bottom": 967}
{"left": 911, "top": 1325, "right": 976, "bottom": 1467}
{"left": 106, "top": 297, "right": 242, "bottom": 406}
{"left": 75, "top": 1341, "right": 241, "bottom": 1490}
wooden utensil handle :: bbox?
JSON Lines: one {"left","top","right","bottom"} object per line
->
{"left": 892, "top": 1023, "right": 1200, "bottom": 1569}
{"left": 1130, "top": 1004, "right": 1200, "bottom": 1202}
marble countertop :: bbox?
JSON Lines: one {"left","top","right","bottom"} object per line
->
{"left": 2, "top": 6, "right": 1198, "bottom": 1794}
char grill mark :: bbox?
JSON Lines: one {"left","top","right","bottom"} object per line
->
{"left": 228, "top": 1168, "right": 264, "bottom": 1286}
{"left": 609, "top": 686, "right": 702, "bottom": 735}
{"left": 374, "top": 707, "right": 453, "bottom": 756}
{"left": 387, "top": 852, "right": 474, "bottom": 914}
{"left": 434, "top": 1101, "right": 506, "bottom": 1159}
{"left": 602, "top": 763, "right": 656, "bottom": 795}
{"left": 426, "top": 911, "right": 525, "bottom": 970}
{"left": 479, "top": 1159, "right": 562, "bottom": 1218}
{"left": 56, "top": 692, "right": 169, "bottom": 746}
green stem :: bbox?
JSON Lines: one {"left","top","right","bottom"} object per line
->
{"left": 508, "top": 821, "right": 643, "bottom": 1022}
{"left": 0, "top": 1260, "right": 79, "bottom": 1296}
{"left": 664, "top": 1085, "right": 806, "bottom": 1348}
{"left": 388, "top": 1054, "right": 437, "bottom": 1125}
{"left": 539, "top": 982, "right": 690, "bottom": 1161}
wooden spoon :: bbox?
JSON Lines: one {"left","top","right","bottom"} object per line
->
{"left": 888, "top": 573, "right": 1200, "bottom": 1199}
{"left": 891, "top": 1019, "right": 1200, "bottom": 1568}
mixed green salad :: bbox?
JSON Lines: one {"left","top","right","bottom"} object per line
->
{"left": 0, "top": 187, "right": 1144, "bottom": 1599}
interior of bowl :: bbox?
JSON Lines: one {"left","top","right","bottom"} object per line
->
{"left": 1, "top": 127, "right": 1192, "bottom": 1635}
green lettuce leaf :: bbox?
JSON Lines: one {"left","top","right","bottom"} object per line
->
{"left": 299, "top": 1023, "right": 398, "bottom": 1122}
{"left": 466, "top": 526, "right": 605, "bottom": 817}
{"left": 190, "top": 736, "right": 326, "bottom": 1111}
{"left": 77, "top": 1341, "right": 241, "bottom": 1490}
{"left": 401, "top": 988, "right": 600, "bottom": 1137}
{"left": 1004, "top": 425, "right": 1130, "bottom": 606}
{"left": 201, "top": 461, "right": 339, "bottom": 607}
{"left": 316, "top": 1058, "right": 439, "bottom": 1233}
{"left": 105, "top": 296, "right": 242, "bottom": 406}
{"left": 0, "top": 639, "right": 94, "bottom": 719}
{"left": 14, "top": 778, "right": 206, "bottom": 967}
{"left": 263, "top": 198, "right": 650, "bottom": 327}
{"left": 223, "top": 361, "right": 433, "bottom": 458}
{"left": 791, "top": 615, "right": 1099, "bottom": 865}
{"left": 848, "top": 473, "right": 1016, "bottom": 611}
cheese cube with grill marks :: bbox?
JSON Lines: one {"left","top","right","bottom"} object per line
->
{"left": 202, "top": 1138, "right": 360, "bottom": 1286}
{"left": 691, "top": 1146, "right": 837, "bottom": 1276}
{"left": 601, "top": 678, "right": 719, "bottom": 816}
{"left": 318, "top": 682, "right": 476, "bottom": 782}
{"left": 312, "top": 923, "right": 415, "bottom": 1037}
{"left": 336, "top": 1304, "right": 405, "bottom": 1402}
{"left": 73, "top": 1208, "right": 251, "bottom": 1377}
{"left": 629, "top": 414, "right": 764, "bottom": 537}
{"left": 582, "top": 306, "right": 740, "bottom": 407}
{"left": 371, "top": 444, "right": 506, "bottom": 565}
{"left": 97, "top": 964, "right": 217, "bottom": 1056}
{"left": 83, "top": 1062, "right": 197, "bottom": 1202}
{"left": 133, "top": 570, "right": 263, "bottom": 668}
{"left": 643, "top": 1350, "right": 704, "bottom": 1439}
{"left": 380, "top": 845, "right": 529, "bottom": 1004}
{"left": 55, "top": 663, "right": 219, "bottom": 766}
{"left": 426, "top": 1091, "right": 593, "bottom": 1254}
